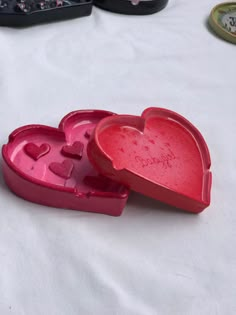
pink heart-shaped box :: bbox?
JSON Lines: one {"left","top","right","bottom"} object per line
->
{"left": 2, "top": 110, "right": 129, "bottom": 216}
{"left": 87, "top": 107, "right": 212, "bottom": 213}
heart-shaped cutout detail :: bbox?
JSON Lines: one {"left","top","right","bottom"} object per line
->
{"left": 24, "top": 143, "right": 50, "bottom": 160}
{"left": 61, "top": 141, "right": 84, "bottom": 160}
{"left": 88, "top": 107, "right": 212, "bottom": 213}
{"left": 49, "top": 159, "right": 74, "bottom": 179}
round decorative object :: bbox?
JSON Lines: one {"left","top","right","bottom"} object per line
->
{"left": 209, "top": 2, "right": 236, "bottom": 44}
{"left": 94, "top": 0, "right": 169, "bottom": 15}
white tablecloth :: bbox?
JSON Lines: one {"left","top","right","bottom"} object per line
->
{"left": 1, "top": 1, "right": 235, "bottom": 314}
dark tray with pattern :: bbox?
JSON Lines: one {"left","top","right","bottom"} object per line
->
{"left": 0, "top": 0, "right": 92, "bottom": 26}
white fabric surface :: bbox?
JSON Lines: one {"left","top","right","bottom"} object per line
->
{"left": 0, "top": 1, "right": 236, "bottom": 314}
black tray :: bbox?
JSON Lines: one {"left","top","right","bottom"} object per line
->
{"left": 0, "top": 0, "right": 92, "bottom": 26}
{"left": 94, "top": 0, "right": 168, "bottom": 15}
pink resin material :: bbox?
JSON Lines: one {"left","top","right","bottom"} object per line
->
{"left": 2, "top": 110, "right": 129, "bottom": 216}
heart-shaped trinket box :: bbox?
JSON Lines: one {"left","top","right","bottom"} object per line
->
{"left": 2, "top": 107, "right": 212, "bottom": 215}
{"left": 87, "top": 108, "right": 212, "bottom": 213}
{"left": 2, "top": 110, "right": 129, "bottom": 216}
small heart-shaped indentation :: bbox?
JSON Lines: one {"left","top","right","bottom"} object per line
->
{"left": 49, "top": 160, "right": 74, "bottom": 179}
{"left": 61, "top": 141, "right": 84, "bottom": 160}
{"left": 24, "top": 143, "right": 50, "bottom": 161}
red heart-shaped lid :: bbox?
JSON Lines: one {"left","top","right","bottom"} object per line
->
{"left": 87, "top": 107, "right": 212, "bottom": 213}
